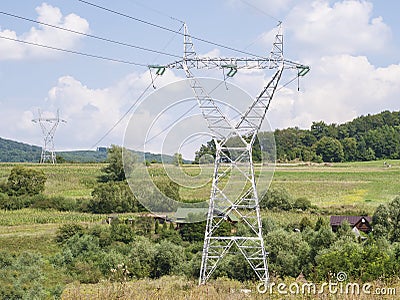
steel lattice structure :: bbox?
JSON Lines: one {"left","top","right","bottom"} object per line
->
{"left": 151, "top": 24, "right": 309, "bottom": 286}
{"left": 32, "top": 109, "right": 66, "bottom": 164}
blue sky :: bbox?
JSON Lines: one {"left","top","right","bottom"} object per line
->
{"left": 0, "top": 0, "right": 399, "bottom": 157}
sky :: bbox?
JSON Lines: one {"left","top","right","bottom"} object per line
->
{"left": 0, "top": 0, "right": 399, "bottom": 159}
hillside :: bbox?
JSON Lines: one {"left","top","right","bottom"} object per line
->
{"left": 0, "top": 137, "right": 41, "bottom": 162}
{"left": 0, "top": 138, "right": 190, "bottom": 163}
{"left": 0, "top": 137, "right": 107, "bottom": 163}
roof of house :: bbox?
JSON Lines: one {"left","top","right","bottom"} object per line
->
{"left": 139, "top": 213, "right": 167, "bottom": 219}
{"left": 330, "top": 216, "right": 371, "bottom": 226}
{"left": 175, "top": 208, "right": 207, "bottom": 220}
{"left": 174, "top": 207, "right": 240, "bottom": 223}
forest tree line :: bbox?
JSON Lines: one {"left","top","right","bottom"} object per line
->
{"left": 195, "top": 110, "right": 400, "bottom": 163}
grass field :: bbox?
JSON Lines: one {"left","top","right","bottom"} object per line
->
{"left": 0, "top": 163, "right": 102, "bottom": 199}
{"left": 271, "top": 160, "right": 400, "bottom": 209}
{"left": 0, "top": 160, "right": 399, "bottom": 299}
{"left": 1, "top": 160, "right": 399, "bottom": 207}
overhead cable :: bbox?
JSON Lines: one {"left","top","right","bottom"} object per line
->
{"left": 77, "top": 0, "right": 267, "bottom": 59}
{"left": 0, "top": 11, "right": 181, "bottom": 59}
{"left": 0, "top": 35, "right": 148, "bottom": 67}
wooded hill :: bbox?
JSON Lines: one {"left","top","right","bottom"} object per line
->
{"left": 0, "top": 137, "right": 41, "bottom": 162}
{"left": 194, "top": 110, "right": 400, "bottom": 163}
{"left": 0, "top": 138, "right": 188, "bottom": 164}
{"left": 274, "top": 110, "right": 400, "bottom": 162}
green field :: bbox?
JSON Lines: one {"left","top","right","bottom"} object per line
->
{"left": 2, "top": 160, "right": 398, "bottom": 208}
{"left": 0, "top": 160, "right": 399, "bottom": 299}
{"left": 271, "top": 160, "right": 400, "bottom": 208}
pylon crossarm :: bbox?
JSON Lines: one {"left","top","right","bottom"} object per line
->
{"left": 160, "top": 57, "right": 307, "bottom": 71}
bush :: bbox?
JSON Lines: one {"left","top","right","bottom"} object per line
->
{"left": 151, "top": 240, "right": 186, "bottom": 278}
{"left": 55, "top": 223, "right": 85, "bottom": 244}
{"left": 372, "top": 196, "right": 400, "bottom": 242}
{"left": 0, "top": 251, "right": 46, "bottom": 299}
{"left": 6, "top": 166, "right": 46, "bottom": 196}
{"left": 90, "top": 182, "right": 141, "bottom": 214}
{"left": 260, "top": 187, "right": 293, "bottom": 211}
{"left": 293, "top": 197, "right": 312, "bottom": 210}
{"left": 31, "top": 195, "right": 76, "bottom": 211}
{"left": 110, "top": 223, "right": 134, "bottom": 244}
{"left": 54, "top": 234, "right": 104, "bottom": 283}
{"left": 0, "top": 195, "right": 33, "bottom": 210}
{"left": 265, "top": 228, "right": 311, "bottom": 278}
{"left": 128, "top": 236, "right": 156, "bottom": 278}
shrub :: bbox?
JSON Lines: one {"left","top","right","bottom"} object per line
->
{"left": 55, "top": 223, "right": 85, "bottom": 244}
{"left": 110, "top": 223, "right": 134, "bottom": 244}
{"left": 260, "top": 187, "right": 293, "bottom": 211}
{"left": 6, "top": 166, "right": 46, "bottom": 196}
{"left": 90, "top": 182, "right": 141, "bottom": 214}
{"left": 151, "top": 240, "right": 186, "bottom": 278}
{"left": 293, "top": 197, "right": 312, "bottom": 210}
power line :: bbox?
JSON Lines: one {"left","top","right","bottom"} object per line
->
{"left": 89, "top": 24, "right": 186, "bottom": 148}
{"left": 239, "top": 0, "right": 281, "bottom": 25}
{"left": 131, "top": 0, "right": 184, "bottom": 25}
{"left": 0, "top": 11, "right": 181, "bottom": 59}
{"left": 77, "top": 0, "right": 267, "bottom": 58}
{"left": 150, "top": 23, "right": 185, "bottom": 65}
{"left": 0, "top": 35, "right": 148, "bottom": 67}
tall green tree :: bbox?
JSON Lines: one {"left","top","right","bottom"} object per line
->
{"left": 99, "top": 145, "right": 135, "bottom": 182}
{"left": 314, "top": 136, "right": 344, "bottom": 162}
{"left": 373, "top": 196, "right": 400, "bottom": 242}
{"left": 172, "top": 153, "right": 183, "bottom": 166}
{"left": 194, "top": 140, "right": 216, "bottom": 164}
{"left": 342, "top": 137, "right": 357, "bottom": 161}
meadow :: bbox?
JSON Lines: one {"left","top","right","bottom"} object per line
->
{"left": 0, "top": 160, "right": 399, "bottom": 299}
{"left": 3, "top": 159, "right": 398, "bottom": 209}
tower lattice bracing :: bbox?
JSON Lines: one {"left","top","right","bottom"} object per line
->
{"left": 151, "top": 24, "right": 309, "bottom": 286}
{"left": 32, "top": 109, "right": 66, "bottom": 164}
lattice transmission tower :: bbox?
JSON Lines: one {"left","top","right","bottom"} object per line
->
{"left": 151, "top": 23, "right": 309, "bottom": 286}
{"left": 32, "top": 109, "right": 66, "bottom": 164}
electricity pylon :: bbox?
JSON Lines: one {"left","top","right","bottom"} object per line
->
{"left": 151, "top": 23, "right": 309, "bottom": 287}
{"left": 32, "top": 109, "right": 66, "bottom": 164}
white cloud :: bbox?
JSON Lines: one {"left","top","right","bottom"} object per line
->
{"left": 199, "top": 48, "right": 221, "bottom": 58}
{"left": 285, "top": 0, "right": 391, "bottom": 57}
{"left": 268, "top": 54, "right": 400, "bottom": 129}
{"left": 41, "top": 69, "right": 182, "bottom": 149}
{"left": 248, "top": 0, "right": 398, "bottom": 130}
{"left": 0, "top": 3, "right": 89, "bottom": 60}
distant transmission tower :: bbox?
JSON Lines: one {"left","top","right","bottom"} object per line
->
{"left": 151, "top": 23, "right": 309, "bottom": 287}
{"left": 32, "top": 109, "right": 66, "bottom": 164}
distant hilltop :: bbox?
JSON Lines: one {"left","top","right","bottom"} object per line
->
{"left": 0, "top": 137, "right": 190, "bottom": 164}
